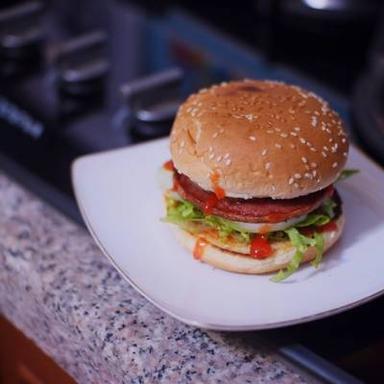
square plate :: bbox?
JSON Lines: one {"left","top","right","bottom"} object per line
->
{"left": 72, "top": 138, "right": 384, "bottom": 330}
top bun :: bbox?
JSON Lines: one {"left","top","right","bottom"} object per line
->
{"left": 170, "top": 80, "right": 349, "bottom": 199}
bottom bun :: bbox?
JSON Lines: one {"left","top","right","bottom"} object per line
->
{"left": 172, "top": 214, "right": 345, "bottom": 274}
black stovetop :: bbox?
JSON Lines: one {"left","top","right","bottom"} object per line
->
{"left": 0, "top": 1, "right": 382, "bottom": 383}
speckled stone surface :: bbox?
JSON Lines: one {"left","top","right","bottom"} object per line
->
{"left": 0, "top": 173, "right": 313, "bottom": 384}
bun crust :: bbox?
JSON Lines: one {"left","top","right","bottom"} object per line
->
{"left": 172, "top": 214, "right": 344, "bottom": 274}
{"left": 170, "top": 80, "right": 349, "bottom": 199}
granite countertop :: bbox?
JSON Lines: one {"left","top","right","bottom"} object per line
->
{"left": 0, "top": 172, "right": 315, "bottom": 384}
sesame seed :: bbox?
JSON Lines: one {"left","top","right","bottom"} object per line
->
{"left": 261, "top": 149, "right": 267, "bottom": 156}
{"left": 311, "top": 116, "right": 318, "bottom": 127}
{"left": 288, "top": 177, "right": 294, "bottom": 185}
{"left": 290, "top": 143, "right": 296, "bottom": 149}
{"left": 323, "top": 146, "right": 329, "bottom": 151}
{"left": 343, "top": 152, "right": 348, "bottom": 157}
{"left": 290, "top": 132, "right": 298, "bottom": 137}
{"left": 294, "top": 182, "right": 299, "bottom": 188}
{"left": 244, "top": 114, "right": 256, "bottom": 121}
{"left": 224, "top": 153, "right": 230, "bottom": 159}
{"left": 294, "top": 173, "right": 302, "bottom": 179}
{"left": 275, "top": 143, "right": 282, "bottom": 149}
{"left": 265, "top": 162, "right": 272, "bottom": 170}
{"left": 310, "top": 162, "right": 317, "bottom": 168}
{"left": 304, "top": 172, "right": 312, "bottom": 179}
{"left": 271, "top": 185, "right": 276, "bottom": 191}
{"left": 216, "top": 155, "right": 222, "bottom": 162}
{"left": 302, "top": 157, "right": 308, "bottom": 163}
{"left": 209, "top": 146, "right": 213, "bottom": 152}
{"left": 212, "top": 132, "right": 219, "bottom": 138}
{"left": 321, "top": 151, "right": 327, "bottom": 158}
{"left": 329, "top": 138, "right": 334, "bottom": 143}
{"left": 332, "top": 162, "right": 338, "bottom": 168}
{"left": 280, "top": 133, "right": 288, "bottom": 138}
{"left": 209, "top": 153, "right": 214, "bottom": 159}
{"left": 225, "top": 159, "right": 232, "bottom": 166}
{"left": 274, "top": 127, "right": 281, "bottom": 132}
{"left": 294, "top": 127, "right": 301, "bottom": 131}
{"left": 249, "top": 136, "right": 256, "bottom": 141}
{"left": 342, "top": 137, "right": 347, "bottom": 143}
{"left": 312, "top": 170, "right": 317, "bottom": 177}
{"left": 267, "top": 130, "right": 274, "bottom": 134}
{"left": 310, "top": 147, "right": 317, "bottom": 152}
{"left": 180, "top": 140, "right": 185, "bottom": 148}
{"left": 299, "top": 138, "right": 306, "bottom": 144}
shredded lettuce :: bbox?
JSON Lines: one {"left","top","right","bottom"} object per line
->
{"left": 272, "top": 228, "right": 325, "bottom": 282}
{"left": 163, "top": 197, "right": 250, "bottom": 242}
{"left": 164, "top": 195, "right": 330, "bottom": 282}
{"left": 311, "top": 232, "right": 325, "bottom": 268}
{"left": 165, "top": 198, "right": 203, "bottom": 222}
{"left": 322, "top": 198, "right": 337, "bottom": 218}
{"left": 295, "top": 213, "right": 330, "bottom": 227}
{"left": 337, "top": 168, "right": 359, "bottom": 182}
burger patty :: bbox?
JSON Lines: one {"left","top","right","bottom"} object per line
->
{"left": 174, "top": 172, "right": 334, "bottom": 223}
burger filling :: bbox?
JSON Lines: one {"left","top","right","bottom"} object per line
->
{"left": 159, "top": 163, "right": 352, "bottom": 281}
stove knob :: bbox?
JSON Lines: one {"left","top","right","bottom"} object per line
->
{"left": 120, "top": 68, "right": 183, "bottom": 139}
{"left": 0, "top": 1, "right": 44, "bottom": 59}
{"left": 52, "top": 30, "right": 109, "bottom": 96}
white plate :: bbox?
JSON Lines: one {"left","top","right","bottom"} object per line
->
{"left": 72, "top": 138, "right": 384, "bottom": 330}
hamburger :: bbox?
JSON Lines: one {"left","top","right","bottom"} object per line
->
{"left": 160, "top": 80, "right": 349, "bottom": 281}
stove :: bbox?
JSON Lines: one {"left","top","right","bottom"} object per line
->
{"left": 0, "top": 1, "right": 382, "bottom": 383}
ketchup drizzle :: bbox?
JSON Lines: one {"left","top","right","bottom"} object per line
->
{"left": 193, "top": 238, "right": 207, "bottom": 260}
{"left": 250, "top": 234, "right": 273, "bottom": 259}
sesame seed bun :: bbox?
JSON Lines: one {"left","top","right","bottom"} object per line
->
{"left": 170, "top": 80, "right": 349, "bottom": 199}
{"left": 173, "top": 214, "right": 344, "bottom": 274}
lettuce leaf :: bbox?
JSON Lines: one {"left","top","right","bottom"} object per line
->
{"left": 271, "top": 228, "right": 325, "bottom": 282}
{"left": 322, "top": 198, "right": 337, "bottom": 218}
{"left": 311, "top": 232, "right": 325, "bottom": 268}
{"left": 295, "top": 213, "right": 330, "bottom": 227}
{"left": 337, "top": 168, "right": 359, "bottom": 182}
{"left": 163, "top": 197, "right": 250, "bottom": 242}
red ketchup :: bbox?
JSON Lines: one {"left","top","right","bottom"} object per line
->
{"left": 203, "top": 194, "right": 219, "bottom": 214}
{"left": 163, "top": 160, "right": 174, "bottom": 171}
{"left": 193, "top": 238, "right": 207, "bottom": 260}
{"left": 210, "top": 171, "right": 225, "bottom": 199}
{"left": 250, "top": 234, "right": 273, "bottom": 259}
{"left": 202, "top": 171, "right": 225, "bottom": 214}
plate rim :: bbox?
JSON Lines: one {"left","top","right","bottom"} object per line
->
{"left": 71, "top": 140, "right": 384, "bottom": 331}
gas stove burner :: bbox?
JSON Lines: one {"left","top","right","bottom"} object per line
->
{"left": 120, "top": 67, "right": 183, "bottom": 139}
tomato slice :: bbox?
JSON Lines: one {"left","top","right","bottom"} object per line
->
{"left": 318, "top": 220, "right": 338, "bottom": 233}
